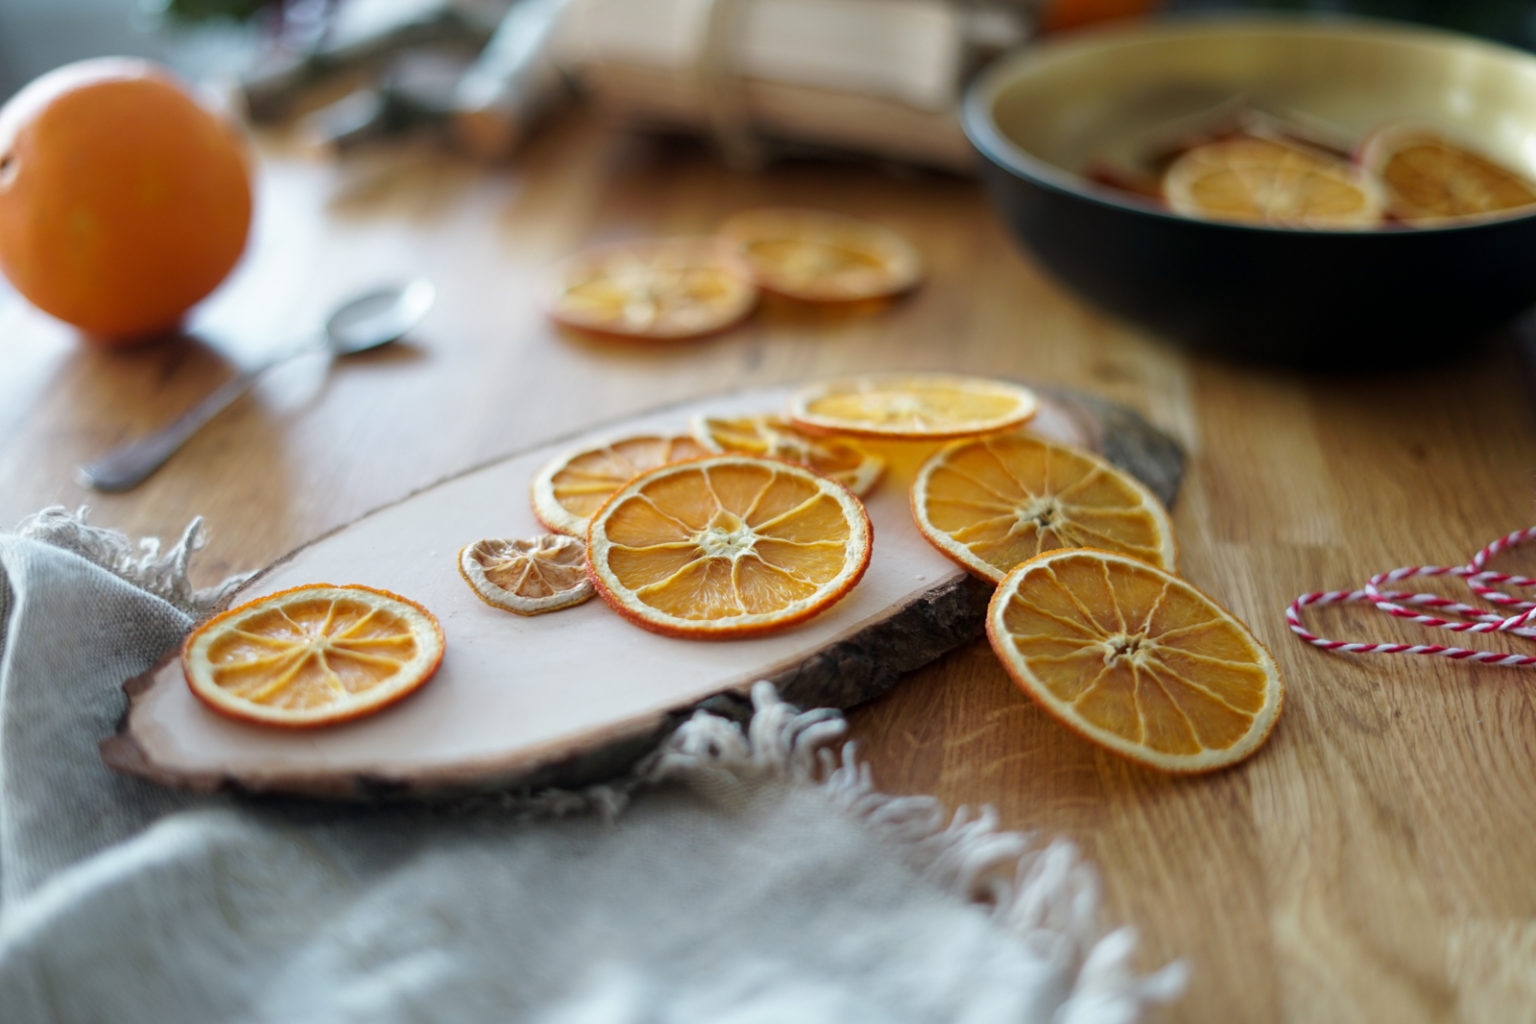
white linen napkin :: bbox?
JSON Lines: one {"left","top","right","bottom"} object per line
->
{"left": 0, "top": 508, "right": 1184, "bottom": 1023}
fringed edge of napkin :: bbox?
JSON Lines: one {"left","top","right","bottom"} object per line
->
{"left": 14, "top": 507, "right": 251, "bottom": 618}
{"left": 17, "top": 509, "right": 1187, "bottom": 1020}
{"left": 647, "top": 684, "right": 1189, "bottom": 1022}
{"left": 486, "top": 685, "right": 1188, "bottom": 1021}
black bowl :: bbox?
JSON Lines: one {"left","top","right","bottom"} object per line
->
{"left": 962, "top": 15, "right": 1536, "bottom": 365}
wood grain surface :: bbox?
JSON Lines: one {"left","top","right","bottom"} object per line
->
{"left": 4, "top": 114, "right": 1536, "bottom": 1022}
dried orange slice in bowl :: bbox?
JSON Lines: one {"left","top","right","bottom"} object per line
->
{"left": 586, "top": 454, "right": 872, "bottom": 639}
{"left": 182, "top": 584, "right": 445, "bottom": 728}
{"left": 547, "top": 237, "right": 757, "bottom": 339}
{"left": 532, "top": 434, "right": 712, "bottom": 537}
{"left": 912, "top": 433, "right": 1174, "bottom": 582}
{"left": 719, "top": 208, "right": 922, "bottom": 302}
{"left": 1163, "top": 136, "right": 1383, "bottom": 229}
{"left": 987, "top": 548, "right": 1283, "bottom": 773}
{"left": 690, "top": 413, "right": 884, "bottom": 496}
{"left": 1359, "top": 124, "right": 1536, "bottom": 225}
{"left": 788, "top": 374, "right": 1039, "bottom": 440}
{"left": 459, "top": 535, "right": 593, "bottom": 615}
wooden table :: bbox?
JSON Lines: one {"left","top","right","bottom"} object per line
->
{"left": 4, "top": 115, "right": 1535, "bottom": 1022}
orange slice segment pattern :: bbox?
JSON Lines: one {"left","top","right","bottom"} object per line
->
{"left": 719, "top": 208, "right": 922, "bottom": 302}
{"left": 1163, "top": 137, "right": 1383, "bottom": 228}
{"left": 458, "top": 535, "right": 593, "bottom": 615}
{"left": 548, "top": 238, "right": 757, "bottom": 339}
{"left": 789, "top": 374, "right": 1039, "bottom": 440}
{"left": 532, "top": 433, "right": 712, "bottom": 536}
{"left": 912, "top": 433, "right": 1176, "bottom": 581}
{"left": 587, "top": 455, "right": 872, "bottom": 638}
{"left": 1360, "top": 125, "right": 1536, "bottom": 224}
{"left": 987, "top": 548, "right": 1283, "bottom": 772}
{"left": 182, "top": 584, "right": 445, "bottom": 728}
{"left": 690, "top": 413, "right": 884, "bottom": 496}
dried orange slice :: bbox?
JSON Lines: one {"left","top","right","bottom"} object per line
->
{"left": 458, "top": 535, "right": 593, "bottom": 614}
{"left": 987, "top": 548, "right": 1283, "bottom": 773}
{"left": 719, "top": 208, "right": 922, "bottom": 302}
{"left": 690, "top": 413, "right": 884, "bottom": 496}
{"left": 788, "top": 374, "right": 1039, "bottom": 440}
{"left": 912, "top": 433, "right": 1174, "bottom": 582}
{"left": 548, "top": 238, "right": 757, "bottom": 339}
{"left": 586, "top": 454, "right": 872, "bottom": 638}
{"left": 1359, "top": 125, "right": 1536, "bottom": 224}
{"left": 1163, "top": 136, "right": 1383, "bottom": 228}
{"left": 532, "top": 434, "right": 712, "bottom": 537}
{"left": 182, "top": 584, "right": 445, "bottom": 728}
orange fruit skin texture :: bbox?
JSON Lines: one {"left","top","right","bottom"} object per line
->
{"left": 0, "top": 58, "right": 253, "bottom": 345}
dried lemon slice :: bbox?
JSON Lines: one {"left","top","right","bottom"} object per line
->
{"left": 182, "top": 584, "right": 445, "bottom": 728}
{"left": 788, "top": 374, "right": 1039, "bottom": 440}
{"left": 586, "top": 454, "right": 872, "bottom": 638}
{"left": 719, "top": 208, "right": 922, "bottom": 302}
{"left": 548, "top": 237, "right": 757, "bottom": 339}
{"left": 459, "top": 535, "right": 593, "bottom": 615}
{"left": 690, "top": 413, "right": 884, "bottom": 496}
{"left": 532, "top": 433, "right": 712, "bottom": 537}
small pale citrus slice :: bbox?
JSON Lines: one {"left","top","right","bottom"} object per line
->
{"left": 719, "top": 208, "right": 922, "bottom": 302}
{"left": 182, "top": 584, "right": 445, "bottom": 728}
{"left": 1359, "top": 124, "right": 1536, "bottom": 224}
{"left": 690, "top": 413, "right": 884, "bottom": 496}
{"left": 586, "top": 454, "right": 872, "bottom": 638}
{"left": 987, "top": 548, "right": 1283, "bottom": 773}
{"left": 548, "top": 237, "right": 757, "bottom": 339}
{"left": 788, "top": 374, "right": 1039, "bottom": 440}
{"left": 912, "top": 433, "right": 1175, "bottom": 582}
{"left": 458, "top": 535, "right": 593, "bottom": 614}
{"left": 532, "top": 434, "right": 712, "bottom": 537}
{"left": 1163, "top": 136, "right": 1383, "bottom": 228}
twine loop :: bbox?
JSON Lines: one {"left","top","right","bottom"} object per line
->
{"left": 1287, "top": 525, "right": 1536, "bottom": 668}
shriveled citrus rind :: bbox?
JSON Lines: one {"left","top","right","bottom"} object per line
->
{"left": 986, "top": 548, "right": 1283, "bottom": 773}
{"left": 911, "top": 433, "right": 1175, "bottom": 582}
{"left": 547, "top": 237, "right": 757, "bottom": 339}
{"left": 1164, "top": 136, "right": 1383, "bottom": 229}
{"left": 690, "top": 413, "right": 884, "bottom": 496}
{"left": 182, "top": 584, "right": 445, "bottom": 728}
{"left": 788, "top": 374, "right": 1039, "bottom": 440}
{"left": 532, "top": 433, "right": 712, "bottom": 537}
{"left": 586, "top": 455, "right": 872, "bottom": 639}
{"left": 1359, "top": 124, "right": 1536, "bottom": 225}
{"left": 458, "top": 535, "right": 593, "bottom": 615}
{"left": 719, "top": 208, "right": 922, "bottom": 302}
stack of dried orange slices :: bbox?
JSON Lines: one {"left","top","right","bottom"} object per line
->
{"left": 515, "top": 413, "right": 889, "bottom": 638}
{"left": 547, "top": 209, "right": 922, "bottom": 341}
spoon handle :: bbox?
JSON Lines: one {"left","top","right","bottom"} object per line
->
{"left": 78, "top": 366, "right": 270, "bottom": 492}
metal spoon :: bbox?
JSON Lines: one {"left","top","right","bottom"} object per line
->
{"left": 78, "top": 279, "right": 436, "bottom": 492}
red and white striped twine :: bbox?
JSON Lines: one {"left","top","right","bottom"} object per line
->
{"left": 1287, "top": 526, "right": 1536, "bottom": 668}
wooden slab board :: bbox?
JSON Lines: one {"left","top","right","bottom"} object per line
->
{"left": 104, "top": 384, "right": 1183, "bottom": 799}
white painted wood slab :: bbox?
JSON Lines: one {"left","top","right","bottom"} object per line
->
{"left": 104, "top": 384, "right": 1181, "bottom": 798}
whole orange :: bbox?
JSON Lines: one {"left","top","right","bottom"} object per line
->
{"left": 0, "top": 57, "right": 253, "bottom": 344}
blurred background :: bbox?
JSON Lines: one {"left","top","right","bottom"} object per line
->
{"left": 6, "top": 0, "right": 1536, "bottom": 104}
